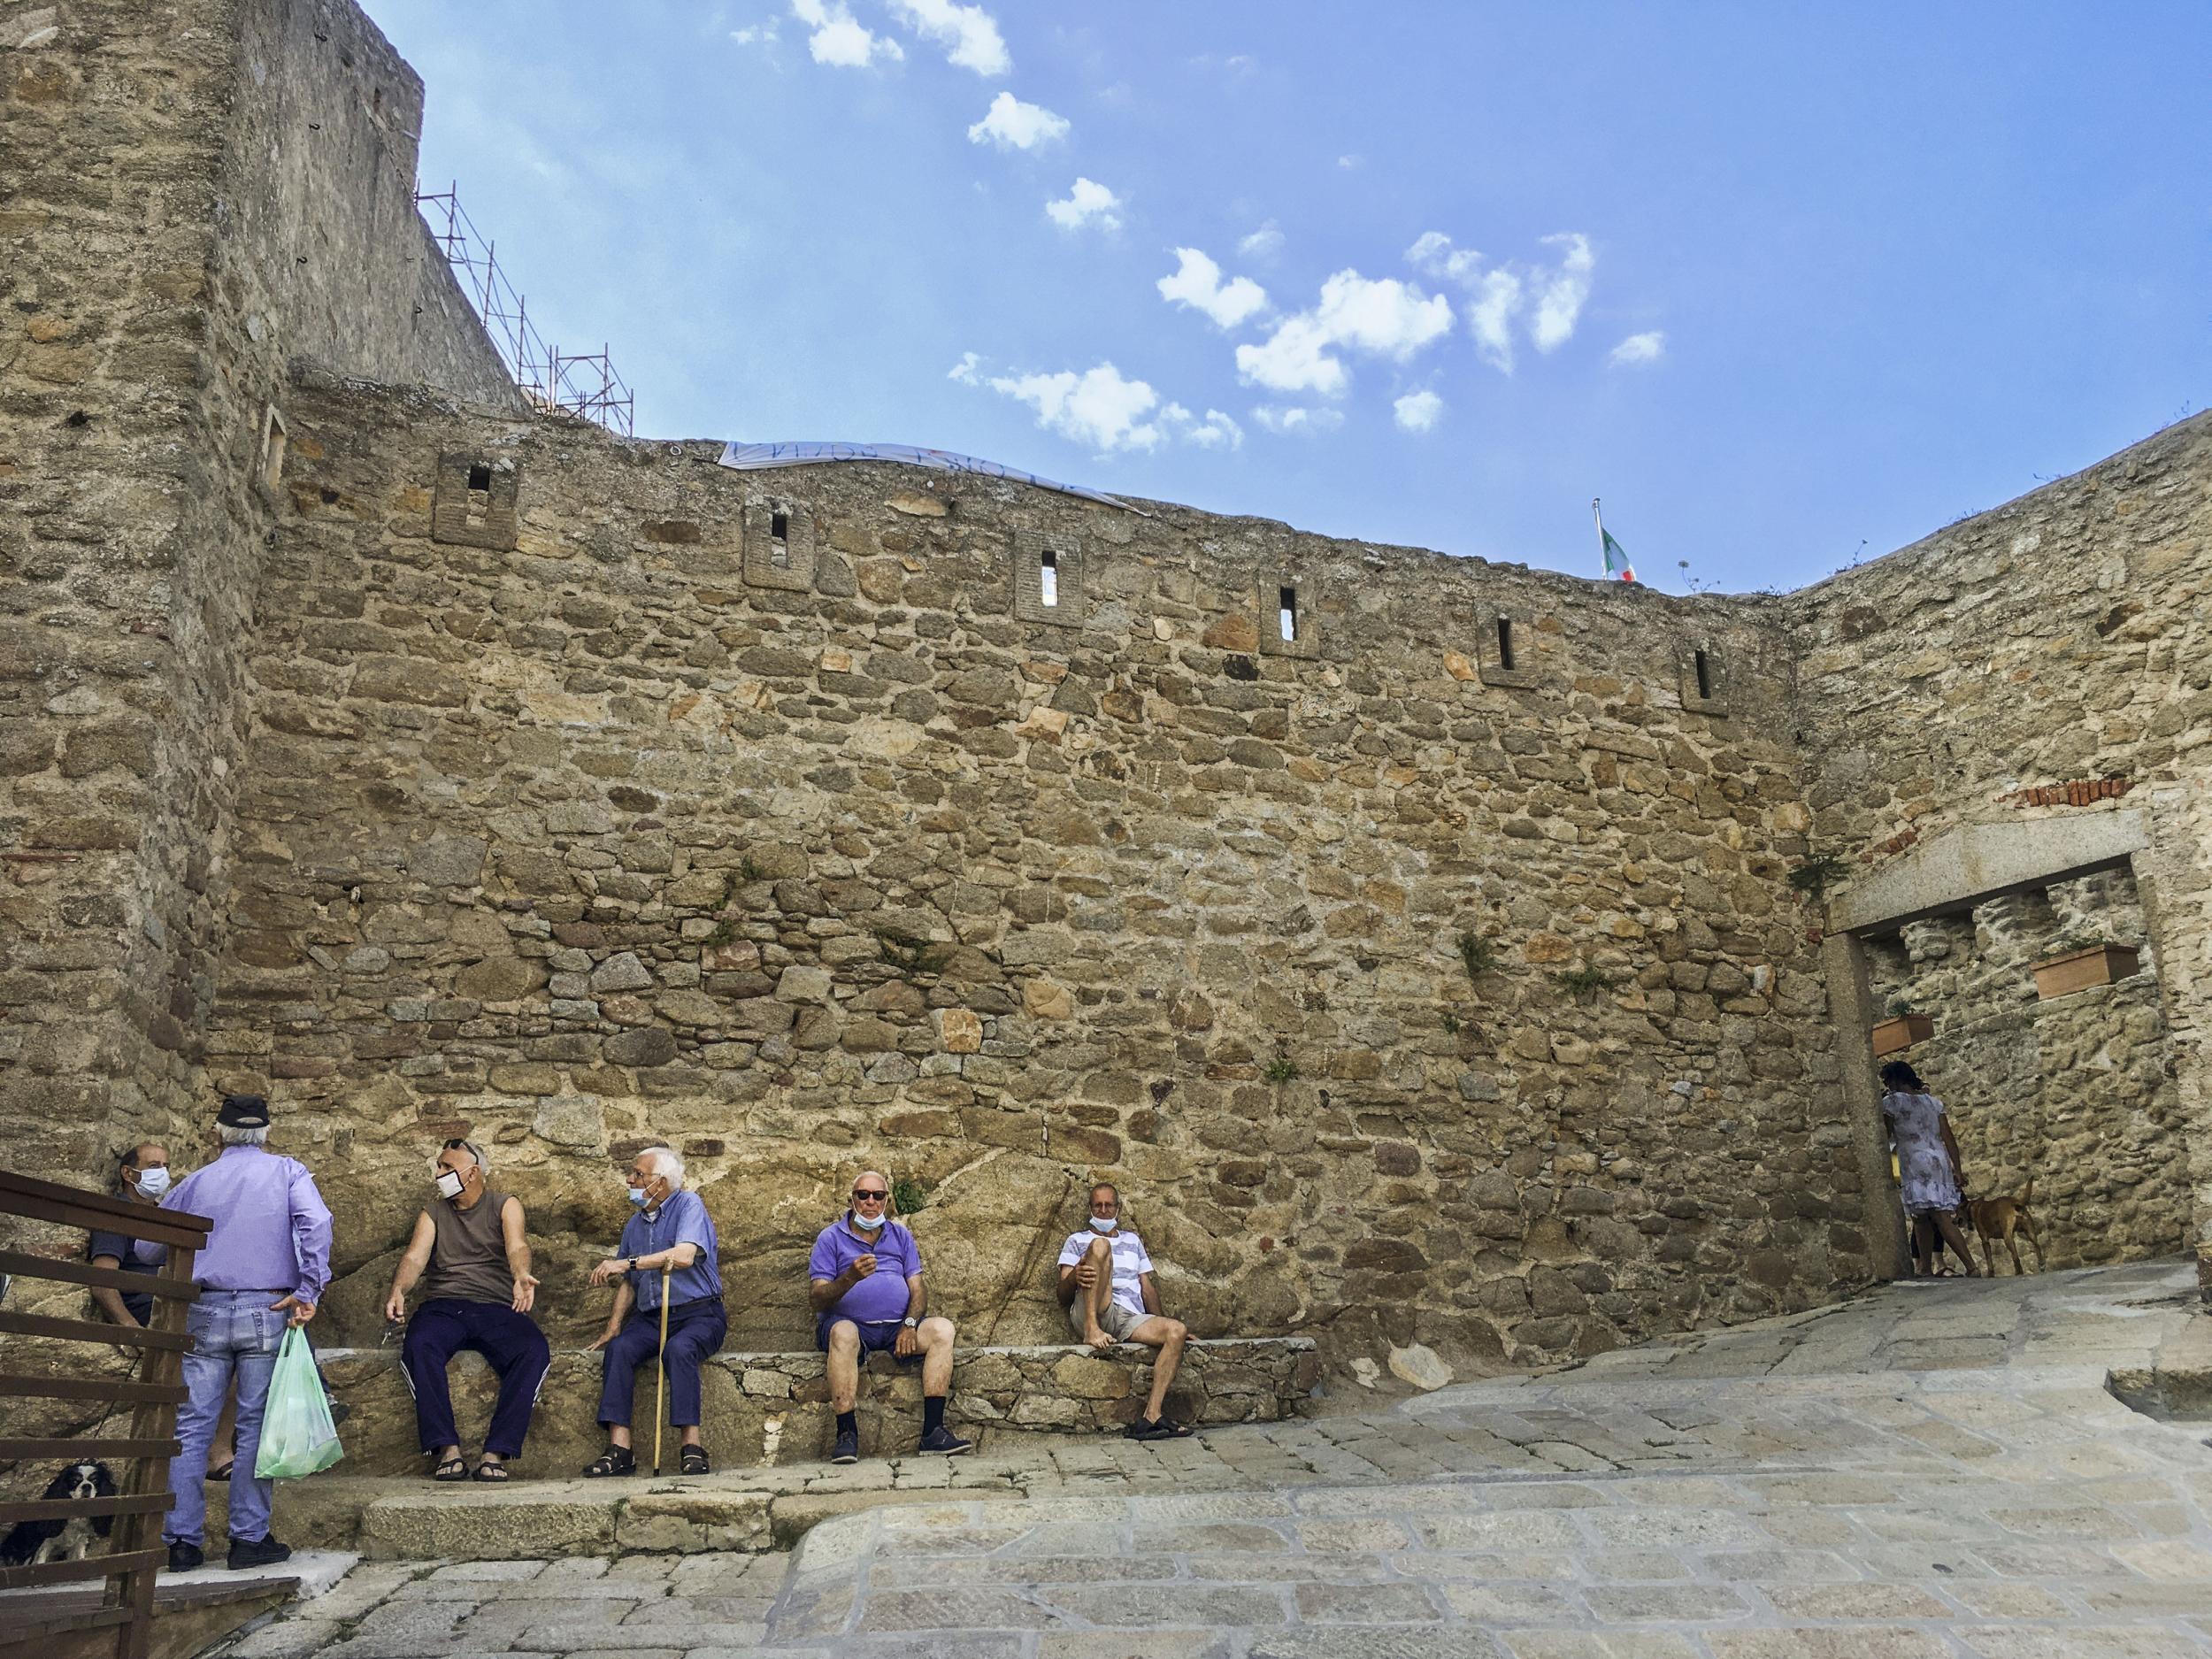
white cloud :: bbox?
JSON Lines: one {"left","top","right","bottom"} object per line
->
{"left": 1531, "top": 233, "right": 1594, "bottom": 353}
{"left": 1156, "top": 248, "right": 1269, "bottom": 331}
{"left": 1046, "top": 177, "right": 1123, "bottom": 233}
{"left": 729, "top": 21, "right": 780, "bottom": 46}
{"left": 948, "top": 350, "right": 983, "bottom": 384}
{"left": 792, "top": 0, "right": 901, "bottom": 66}
{"left": 1251, "top": 404, "right": 1346, "bottom": 435}
{"left": 1336, "top": 154, "right": 1362, "bottom": 170}
{"left": 966, "top": 90, "right": 1067, "bottom": 150}
{"left": 1171, "top": 406, "right": 1244, "bottom": 449}
{"left": 1609, "top": 330, "right": 1666, "bottom": 367}
{"left": 1408, "top": 230, "right": 1595, "bottom": 372}
{"left": 887, "top": 0, "right": 1010, "bottom": 75}
{"left": 1237, "top": 268, "right": 1452, "bottom": 396}
{"left": 984, "top": 362, "right": 1164, "bottom": 453}
{"left": 1238, "top": 220, "right": 1284, "bottom": 262}
{"left": 1394, "top": 388, "right": 1444, "bottom": 432}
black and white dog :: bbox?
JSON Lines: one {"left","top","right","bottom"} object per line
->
{"left": 0, "top": 1461, "right": 117, "bottom": 1566}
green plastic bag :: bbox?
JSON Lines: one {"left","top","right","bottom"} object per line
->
{"left": 255, "top": 1327, "right": 344, "bottom": 1479}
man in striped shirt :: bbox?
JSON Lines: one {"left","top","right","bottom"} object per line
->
{"left": 1055, "top": 1183, "right": 1194, "bottom": 1441}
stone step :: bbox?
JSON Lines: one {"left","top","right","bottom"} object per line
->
{"left": 318, "top": 1334, "right": 1317, "bottom": 1475}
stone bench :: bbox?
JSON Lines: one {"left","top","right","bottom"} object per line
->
{"left": 316, "top": 1336, "right": 1317, "bottom": 1475}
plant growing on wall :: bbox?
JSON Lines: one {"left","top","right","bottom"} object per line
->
{"left": 1455, "top": 930, "right": 1500, "bottom": 986}
{"left": 875, "top": 928, "right": 948, "bottom": 979}
{"left": 1886, "top": 995, "right": 1915, "bottom": 1018}
{"left": 1787, "top": 852, "right": 1847, "bottom": 902}
{"left": 1553, "top": 964, "right": 1615, "bottom": 997}
{"left": 891, "top": 1176, "right": 928, "bottom": 1215}
{"left": 1264, "top": 1041, "right": 1299, "bottom": 1084}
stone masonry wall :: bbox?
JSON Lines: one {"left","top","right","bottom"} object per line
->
{"left": 0, "top": 0, "right": 517, "bottom": 1191}
{"left": 1861, "top": 868, "right": 2185, "bottom": 1267}
{"left": 204, "top": 371, "right": 1864, "bottom": 1379}
{"left": 1786, "top": 413, "right": 2212, "bottom": 1277}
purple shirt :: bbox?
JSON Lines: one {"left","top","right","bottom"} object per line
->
{"left": 809, "top": 1217, "right": 921, "bottom": 1325}
{"left": 162, "top": 1145, "right": 334, "bottom": 1302}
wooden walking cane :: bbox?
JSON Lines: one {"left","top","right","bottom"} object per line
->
{"left": 652, "top": 1263, "right": 672, "bottom": 1475}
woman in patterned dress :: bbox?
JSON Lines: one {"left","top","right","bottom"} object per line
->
{"left": 1879, "top": 1060, "right": 1979, "bottom": 1278}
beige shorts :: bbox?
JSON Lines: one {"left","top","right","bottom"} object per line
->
{"left": 1067, "top": 1296, "right": 1146, "bottom": 1343}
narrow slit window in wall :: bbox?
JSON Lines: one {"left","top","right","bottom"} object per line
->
{"left": 769, "top": 510, "right": 790, "bottom": 568}
{"left": 1279, "top": 585, "right": 1298, "bottom": 643}
{"left": 1040, "top": 549, "right": 1059, "bottom": 608}
{"left": 466, "top": 463, "right": 492, "bottom": 493}
{"left": 1496, "top": 617, "right": 1516, "bottom": 672}
{"left": 1694, "top": 649, "right": 1712, "bottom": 701}
{"left": 257, "top": 405, "right": 288, "bottom": 492}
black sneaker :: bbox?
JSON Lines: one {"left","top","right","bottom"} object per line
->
{"left": 166, "top": 1540, "right": 204, "bottom": 1574}
{"left": 918, "top": 1425, "right": 974, "bottom": 1456}
{"left": 831, "top": 1426, "right": 859, "bottom": 1465}
{"left": 227, "top": 1533, "right": 292, "bottom": 1571}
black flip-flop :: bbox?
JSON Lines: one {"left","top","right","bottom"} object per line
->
{"left": 471, "top": 1460, "right": 511, "bottom": 1482}
{"left": 206, "top": 1462, "right": 234, "bottom": 1482}
{"left": 431, "top": 1455, "right": 468, "bottom": 1482}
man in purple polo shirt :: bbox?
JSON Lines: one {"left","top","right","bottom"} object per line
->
{"left": 158, "top": 1094, "right": 332, "bottom": 1575}
{"left": 808, "top": 1169, "right": 972, "bottom": 1464}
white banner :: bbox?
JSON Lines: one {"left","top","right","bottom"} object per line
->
{"left": 717, "top": 441, "right": 1137, "bottom": 512}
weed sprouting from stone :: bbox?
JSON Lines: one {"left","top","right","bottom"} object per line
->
{"left": 1455, "top": 931, "right": 1498, "bottom": 985}
{"left": 1552, "top": 964, "right": 1615, "bottom": 997}
{"left": 1264, "top": 1042, "right": 1299, "bottom": 1084}
{"left": 891, "top": 1175, "right": 928, "bottom": 1215}
{"left": 1787, "top": 852, "right": 1847, "bottom": 902}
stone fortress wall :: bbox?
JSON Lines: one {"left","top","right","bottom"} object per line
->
{"left": 4, "top": 0, "right": 2209, "bottom": 1395}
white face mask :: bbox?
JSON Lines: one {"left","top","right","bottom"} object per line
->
{"left": 434, "top": 1170, "right": 465, "bottom": 1202}
{"left": 133, "top": 1167, "right": 172, "bottom": 1200}
{"left": 628, "top": 1186, "right": 650, "bottom": 1208}
{"left": 1088, "top": 1216, "right": 1118, "bottom": 1233}
{"left": 850, "top": 1209, "right": 886, "bottom": 1231}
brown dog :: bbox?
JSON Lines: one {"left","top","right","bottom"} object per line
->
{"left": 1963, "top": 1178, "right": 2044, "bottom": 1275}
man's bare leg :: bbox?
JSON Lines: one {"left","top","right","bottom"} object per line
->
{"left": 1125, "top": 1315, "right": 1187, "bottom": 1423}
{"left": 826, "top": 1320, "right": 862, "bottom": 1412}
{"left": 1082, "top": 1236, "right": 1116, "bottom": 1349}
{"left": 918, "top": 1316, "right": 956, "bottom": 1397}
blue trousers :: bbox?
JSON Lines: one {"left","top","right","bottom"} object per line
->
{"left": 401, "top": 1299, "right": 552, "bottom": 1458}
{"left": 164, "top": 1289, "right": 283, "bottom": 1547}
{"left": 596, "top": 1297, "right": 726, "bottom": 1429}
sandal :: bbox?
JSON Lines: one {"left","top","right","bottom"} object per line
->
{"left": 431, "top": 1455, "right": 469, "bottom": 1482}
{"left": 680, "top": 1446, "right": 710, "bottom": 1476}
{"left": 207, "top": 1461, "right": 234, "bottom": 1482}
{"left": 471, "top": 1460, "right": 511, "bottom": 1482}
{"left": 580, "top": 1447, "right": 636, "bottom": 1479}
{"left": 1152, "top": 1416, "right": 1194, "bottom": 1439}
{"left": 1124, "top": 1417, "right": 1171, "bottom": 1441}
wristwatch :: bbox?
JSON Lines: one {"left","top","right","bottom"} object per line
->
{"left": 902, "top": 1317, "right": 918, "bottom": 1329}
{"left": 627, "top": 1256, "right": 639, "bottom": 1272}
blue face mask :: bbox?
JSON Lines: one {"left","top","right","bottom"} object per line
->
{"left": 1088, "top": 1216, "right": 1118, "bottom": 1233}
{"left": 627, "top": 1186, "right": 649, "bottom": 1208}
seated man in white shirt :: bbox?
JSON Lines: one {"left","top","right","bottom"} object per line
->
{"left": 1054, "top": 1182, "right": 1194, "bottom": 1440}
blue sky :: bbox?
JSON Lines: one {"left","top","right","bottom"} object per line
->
{"left": 366, "top": 1, "right": 2210, "bottom": 594}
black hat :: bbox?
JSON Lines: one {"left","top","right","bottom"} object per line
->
{"left": 217, "top": 1094, "right": 271, "bottom": 1128}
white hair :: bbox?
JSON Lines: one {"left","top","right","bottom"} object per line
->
{"left": 219, "top": 1125, "right": 268, "bottom": 1148}
{"left": 640, "top": 1145, "right": 684, "bottom": 1183}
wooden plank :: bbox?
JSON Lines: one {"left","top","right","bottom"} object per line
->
{"left": 0, "top": 1172, "right": 211, "bottom": 1236}
{"left": 0, "top": 1311, "right": 192, "bottom": 1352}
{"left": 0, "top": 1439, "right": 180, "bottom": 1462}
{"left": 110, "top": 1242, "right": 195, "bottom": 1659}
{"left": 0, "top": 1493, "right": 173, "bottom": 1525}
{"left": 0, "top": 1376, "right": 188, "bottom": 1406}
{"left": 0, "top": 1602, "right": 133, "bottom": 1646}
{"left": 0, "top": 1253, "right": 199, "bottom": 1301}
{"left": 0, "top": 1193, "right": 209, "bottom": 1252}
{"left": 0, "top": 1548, "right": 164, "bottom": 1591}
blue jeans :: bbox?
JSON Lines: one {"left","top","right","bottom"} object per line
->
{"left": 164, "top": 1289, "right": 285, "bottom": 1546}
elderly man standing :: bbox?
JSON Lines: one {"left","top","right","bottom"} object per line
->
{"left": 582, "top": 1146, "right": 724, "bottom": 1477}
{"left": 385, "top": 1138, "right": 549, "bottom": 1481}
{"left": 810, "top": 1170, "right": 972, "bottom": 1464}
{"left": 158, "top": 1095, "right": 332, "bottom": 1574}
{"left": 1056, "top": 1182, "right": 1194, "bottom": 1440}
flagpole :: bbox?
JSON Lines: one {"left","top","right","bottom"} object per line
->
{"left": 1592, "top": 498, "right": 1605, "bottom": 579}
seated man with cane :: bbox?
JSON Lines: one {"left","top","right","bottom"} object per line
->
{"left": 582, "top": 1145, "right": 725, "bottom": 1476}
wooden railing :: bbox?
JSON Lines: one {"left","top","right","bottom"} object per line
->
{"left": 0, "top": 1170, "right": 209, "bottom": 1659}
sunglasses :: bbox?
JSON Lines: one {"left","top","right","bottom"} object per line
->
{"left": 852, "top": 1188, "right": 889, "bottom": 1202}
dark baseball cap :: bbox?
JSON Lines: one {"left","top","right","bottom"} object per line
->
{"left": 217, "top": 1094, "right": 271, "bottom": 1127}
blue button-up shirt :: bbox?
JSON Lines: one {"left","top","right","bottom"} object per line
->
{"left": 162, "top": 1145, "right": 334, "bottom": 1302}
{"left": 618, "top": 1188, "right": 721, "bottom": 1312}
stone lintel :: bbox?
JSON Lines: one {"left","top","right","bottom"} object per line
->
{"left": 1830, "top": 810, "right": 2150, "bottom": 934}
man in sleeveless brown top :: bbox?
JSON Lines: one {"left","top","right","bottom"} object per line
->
{"left": 384, "top": 1139, "right": 549, "bottom": 1479}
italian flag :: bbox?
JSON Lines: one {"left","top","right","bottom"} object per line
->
{"left": 1601, "top": 528, "right": 1636, "bottom": 583}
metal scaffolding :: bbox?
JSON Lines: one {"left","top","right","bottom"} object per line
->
{"left": 415, "top": 185, "right": 636, "bottom": 436}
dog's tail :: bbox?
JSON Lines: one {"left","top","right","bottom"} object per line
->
{"left": 2019, "top": 1174, "right": 2034, "bottom": 1205}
